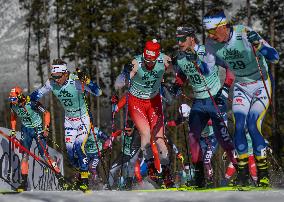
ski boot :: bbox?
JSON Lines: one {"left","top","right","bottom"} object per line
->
{"left": 17, "top": 174, "right": 28, "bottom": 192}
{"left": 205, "top": 177, "right": 214, "bottom": 188}
{"left": 55, "top": 173, "right": 70, "bottom": 190}
{"left": 124, "top": 177, "right": 134, "bottom": 190}
{"left": 255, "top": 156, "right": 270, "bottom": 188}
{"left": 194, "top": 161, "right": 205, "bottom": 188}
{"left": 161, "top": 164, "right": 175, "bottom": 189}
{"left": 79, "top": 171, "right": 91, "bottom": 193}
{"left": 235, "top": 156, "right": 250, "bottom": 189}
{"left": 146, "top": 158, "right": 162, "bottom": 188}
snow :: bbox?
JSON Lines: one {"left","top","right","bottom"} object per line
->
{"left": 1, "top": 189, "right": 284, "bottom": 202}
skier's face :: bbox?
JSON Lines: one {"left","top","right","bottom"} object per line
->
{"left": 207, "top": 25, "right": 229, "bottom": 43}
{"left": 176, "top": 35, "right": 194, "bottom": 51}
{"left": 125, "top": 127, "right": 134, "bottom": 136}
{"left": 51, "top": 72, "right": 68, "bottom": 85}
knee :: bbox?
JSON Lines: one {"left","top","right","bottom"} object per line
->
{"left": 246, "top": 113, "right": 259, "bottom": 134}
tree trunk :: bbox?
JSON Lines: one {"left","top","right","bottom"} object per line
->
{"left": 56, "top": 0, "right": 60, "bottom": 58}
{"left": 36, "top": 12, "right": 44, "bottom": 86}
{"left": 247, "top": 0, "right": 251, "bottom": 27}
{"left": 27, "top": 13, "right": 31, "bottom": 93}
{"left": 43, "top": 0, "right": 56, "bottom": 148}
{"left": 96, "top": 42, "right": 100, "bottom": 127}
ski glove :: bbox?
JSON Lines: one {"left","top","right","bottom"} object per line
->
{"left": 247, "top": 30, "right": 261, "bottom": 45}
{"left": 43, "top": 126, "right": 49, "bottom": 137}
{"left": 177, "top": 152, "right": 184, "bottom": 163}
{"left": 10, "top": 130, "right": 16, "bottom": 137}
{"left": 184, "top": 50, "right": 197, "bottom": 61}
{"left": 215, "top": 85, "right": 229, "bottom": 106}
{"left": 168, "top": 83, "right": 182, "bottom": 97}
{"left": 76, "top": 69, "right": 90, "bottom": 84}
{"left": 103, "top": 136, "right": 114, "bottom": 150}
{"left": 111, "top": 95, "right": 118, "bottom": 104}
{"left": 123, "top": 62, "right": 134, "bottom": 74}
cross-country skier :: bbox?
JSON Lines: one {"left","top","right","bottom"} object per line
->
{"left": 170, "top": 26, "right": 237, "bottom": 188}
{"left": 111, "top": 94, "right": 184, "bottom": 189}
{"left": 30, "top": 59, "right": 102, "bottom": 191}
{"left": 203, "top": 7, "right": 279, "bottom": 187}
{"left": 166, "top": 103, "right": 218, "bottom": 187}
{"left": 85, "top": 127, "right": 111, "bottom": 188}
{"left": 114, "top": 39, "right": 175, "bottom": 188}
{"left": 9, "top": 86, "right": 60, "bottom": 191}
{"left": 105, "top": 120, "right": 140, "bottom": 190}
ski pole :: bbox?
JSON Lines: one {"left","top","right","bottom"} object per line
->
{"left": 119, "top": 72, "right": 131, "bottom": 189}
{"left": 179, "top": 106, "right": 194, "bottom": 182}
{"left": 75, "top": 68, "right": 112, "bottom": 188}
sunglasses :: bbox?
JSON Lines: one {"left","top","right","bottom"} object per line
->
{"left": 124, "top": 128, "right": 133, "bottom": 133}
{"left": 176, "top": 36, "right": 187, "bottom": 43}
{"left": 144, "top": 57, "right": 156, "bottom": 64}
{"left": 51, "top": 74, "right": 64, "bottom": 80}
{"left": 9, "top": 97, "right": 18, "bottom": 102}
{"left": 206, "top": 28, "right": 218, "bottom": 35}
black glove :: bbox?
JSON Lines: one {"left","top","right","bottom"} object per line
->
{"left": 215, "top": 85, "right": 229, "bottom": 105}
{"left": 247, "top": 30, "right": 261, "bottom": 45}
{"left": 184, "top": 50, "right": 197, "bottom": 61}
{"left": 76, "top": 68, "right": 90, "bottom": 84}
{"left": 123, "top": 62, "right": 134, "bottom": 74}
{"left": 168, "top": 83, "right": 182, "bottom": 97}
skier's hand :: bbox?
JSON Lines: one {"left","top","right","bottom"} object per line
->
{"left": 184, "top": 50, "right": 197, "bottom": 61}
{"left": 247, "top": 30, "right": 261, "bottom": 46}
{"left": 123, "top": 62, "right": 134, "bottom": 74}
{"left": 168, "top": 83, "right": 182, "bottom": 97}
{"left": 76, "top": 68, "right": 90, "bottom": 84}
{"left": 177, "top": 152, "right": 184, "bottom": 163}
{"left": 43, "top": 126, "right": 49, "bottom": 137}
{"left": 111, "top": 95, "right": 118, "bottom": 104}
{"left": 10, "top": 130, "right": 16, "bottom": 137}
{"left": 103, "top": 137, "right": 114, "bottom": 150}
{"left": 222, "top": 152, "right": 227, "bottom": 161}
{"left": 215, "top": 84, "right": 229, "bottom": 106}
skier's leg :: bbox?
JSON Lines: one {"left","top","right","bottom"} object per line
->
{"left": 128, "top": 95, "right": 152, "bottom": 162}
{"left": 18, "top": 126, "right": 33, "bottom": 191}
{"left": 64, "top": 118, "right": 77, "bottom": 168}
{"left": 232, "top": 83, "right": 253, "bottom": 185}
{"left": 188, "top": 100, "right": 209, "bottom": 188}
{"left": 247, "top": 79, "right": 271, "bottom": 186}
{"left": 74, "top": 114, "right": 91, "bottom": 190}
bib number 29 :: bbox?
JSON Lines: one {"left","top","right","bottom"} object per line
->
{"left": 229, "top": 60, "right": 246, "bottom": 70}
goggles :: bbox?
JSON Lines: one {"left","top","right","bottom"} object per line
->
{"left": 176, "top": 36, "right": 187, "bottom": 43}
{"left": 51, "top": 74, "right": 64, "bottom": 80}
{"left": 9, "top": 97, "right": 18, "bottom": 102}
{"left": 206, "top": 28, "right": 218, "bottom": 35}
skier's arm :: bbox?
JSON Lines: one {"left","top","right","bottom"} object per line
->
{"left": 94, "top": 127, "right": 109, "bottom": 141}
{"left": 114, "top": 59, "right": 138, "bottom": 90}
{"left": 30, "top": 80, "right": 53, "bottom": 102}
{"left": 224, "top": 68, "right": 235, "bottom": 88}
{"left": 244, "top": 26, "right": 279, "bottom": 63}
{"left": 75, "top": 79, "right": 102, "bottom": 96}
{"left": 194, "top": 45, "right": 217, "bottom": 75}
{"left": 111, "top": 130, "right": 123, "bottom": 139}
{"left": 32, "top": 101, "right": 50, "bottom": 133}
